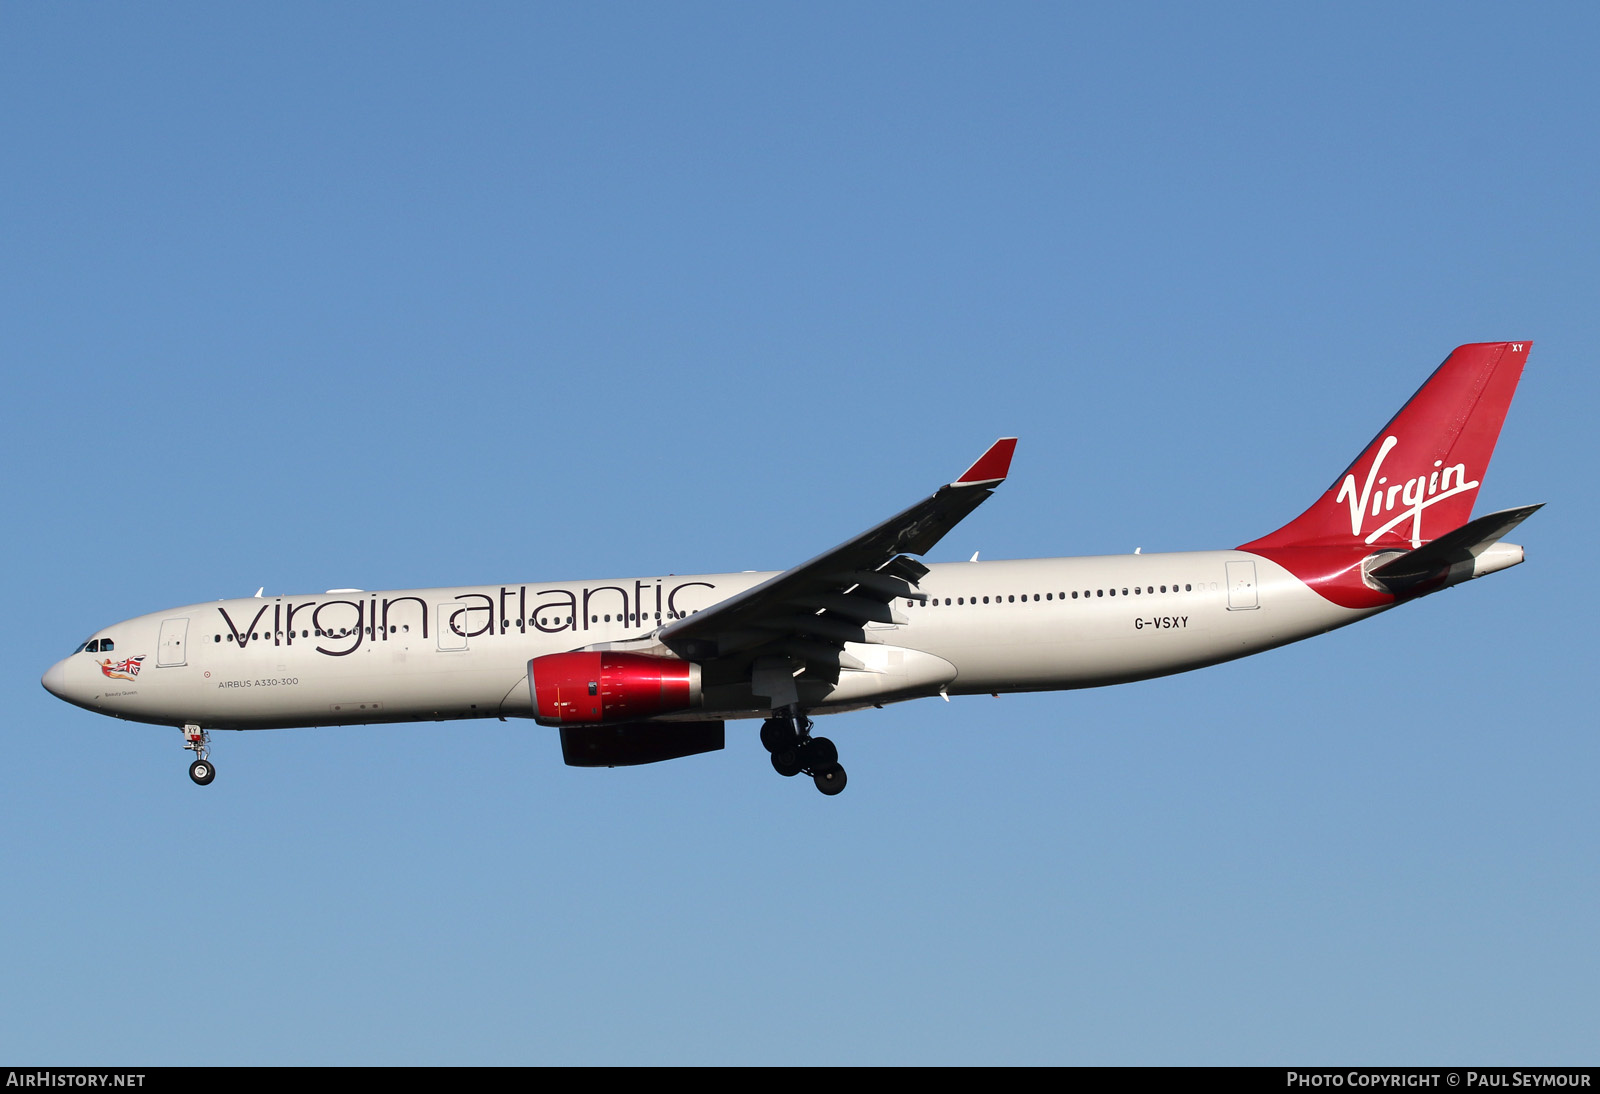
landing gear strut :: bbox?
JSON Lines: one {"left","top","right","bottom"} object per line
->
{"left": 182, "top": 724, "right": 215, "bottom": 786}
{"left": 760, "top": 707, "right": 847, "bottom": 796}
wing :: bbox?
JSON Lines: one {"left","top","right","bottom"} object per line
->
{"left": 658, "top": 438, "right": 1017, "bottom": 694}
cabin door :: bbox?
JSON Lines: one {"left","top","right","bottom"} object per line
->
{"left": 1226, "top": 561, "right": 1259, "bottom": 610}
{"left": 157, "top": 618, "right": 189, "bottom": 666}
{"left": 437, "top": 603, "right": 469, "bottom": 651}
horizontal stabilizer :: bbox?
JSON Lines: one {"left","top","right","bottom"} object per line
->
{"left": 1367, "top": 503, "right": 1543, "bottom": 593}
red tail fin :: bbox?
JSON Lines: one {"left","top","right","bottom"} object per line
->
{"left": 1241, "top": 341, "right": 1531, "bottom": 551}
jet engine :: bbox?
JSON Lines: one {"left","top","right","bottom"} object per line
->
{"left": 528, "top": 651, "right": 702, "bottom": 726}
{"left": 558, "top": 721, "right": 725, "bottom": 767}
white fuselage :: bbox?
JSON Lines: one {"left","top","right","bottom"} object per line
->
{"left": 44, "top": 549, "right": 1372, "bottom": 733}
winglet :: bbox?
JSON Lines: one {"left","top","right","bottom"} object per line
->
{"left": 955, "top": 438, "right": 1018, "bottom": 485}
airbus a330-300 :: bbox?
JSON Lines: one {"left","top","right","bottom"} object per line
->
{"left": 43, "top": 342, "right": 1540, "bottom": 795}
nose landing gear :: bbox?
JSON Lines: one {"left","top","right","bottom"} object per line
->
{"left": 182, "top": 724, "right": 215, "bottom": 786}
{"left": 760, "top": 707, "right": 847, "bottom": 796}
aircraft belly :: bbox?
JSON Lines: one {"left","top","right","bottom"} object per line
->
{"left": 820, "top": 645, "right": 959, "bottom": 706}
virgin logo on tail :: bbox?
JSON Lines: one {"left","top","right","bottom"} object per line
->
{"left": 1239, "top": 342, "right": 1529, "bottom": 608}
{"left": 1336, "top": 436, "right": 1476, "bottom": 548}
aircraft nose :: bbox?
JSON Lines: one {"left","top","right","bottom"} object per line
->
{"left": 42, "top": 659, "right": 71, "bottom": 700}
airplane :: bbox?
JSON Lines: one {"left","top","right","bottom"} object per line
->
{"left": 42, "top": 341, "right": 1539, "bottom": 796}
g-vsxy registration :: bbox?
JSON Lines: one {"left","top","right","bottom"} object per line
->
{"left": 43, "top": 342, "right": 1541, "bottom": 796}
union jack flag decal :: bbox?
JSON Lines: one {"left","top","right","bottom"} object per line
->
{"left": 100, "top": 656, "right": 146, "bottom": 681}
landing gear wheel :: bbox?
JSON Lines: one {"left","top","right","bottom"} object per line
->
{"left": 801, "top": 736, "right": 838, "bottom": 767}
{"left": 181, "top": 725, "right": 213, "bottom": 784}
{"left": 760, "top": 717, "right": 797, "bottom": 754}
{"left": 771, "top": 749, "right": 803, "bottom": 777}
{"left": 813, "top": 763, "right": 847, "bottom": 796}
{"left": 764, "top": 707, "right": 846, "bottom": 792}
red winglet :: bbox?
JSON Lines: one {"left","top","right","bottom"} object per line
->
{"left": 956, "top": 437, "right": 1018, "bottom": 485}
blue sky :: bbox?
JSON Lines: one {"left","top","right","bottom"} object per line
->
{"left": 2, "top": 3, "right": 1595, "bottom": 1064}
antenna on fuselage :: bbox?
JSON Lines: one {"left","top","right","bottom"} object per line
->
{"left": 254, "top": 587, "right": 264, "bottom": 597}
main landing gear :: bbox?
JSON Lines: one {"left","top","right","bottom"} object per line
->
{"left": 760, "top": 708, "right": 847, "bottom": 796}
{"left": 183, "top": 724, "right": 215, "bottom": 786}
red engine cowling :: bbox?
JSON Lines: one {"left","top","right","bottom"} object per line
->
{"left": 528, "top": 651, "right": 702, "bottom": 726}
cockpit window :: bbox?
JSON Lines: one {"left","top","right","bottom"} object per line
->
{"left": 99, "top": 639, "right": 113, "bottom": 652}
{"left": 74, "top": 641, "right": 88, "bottom": 654}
